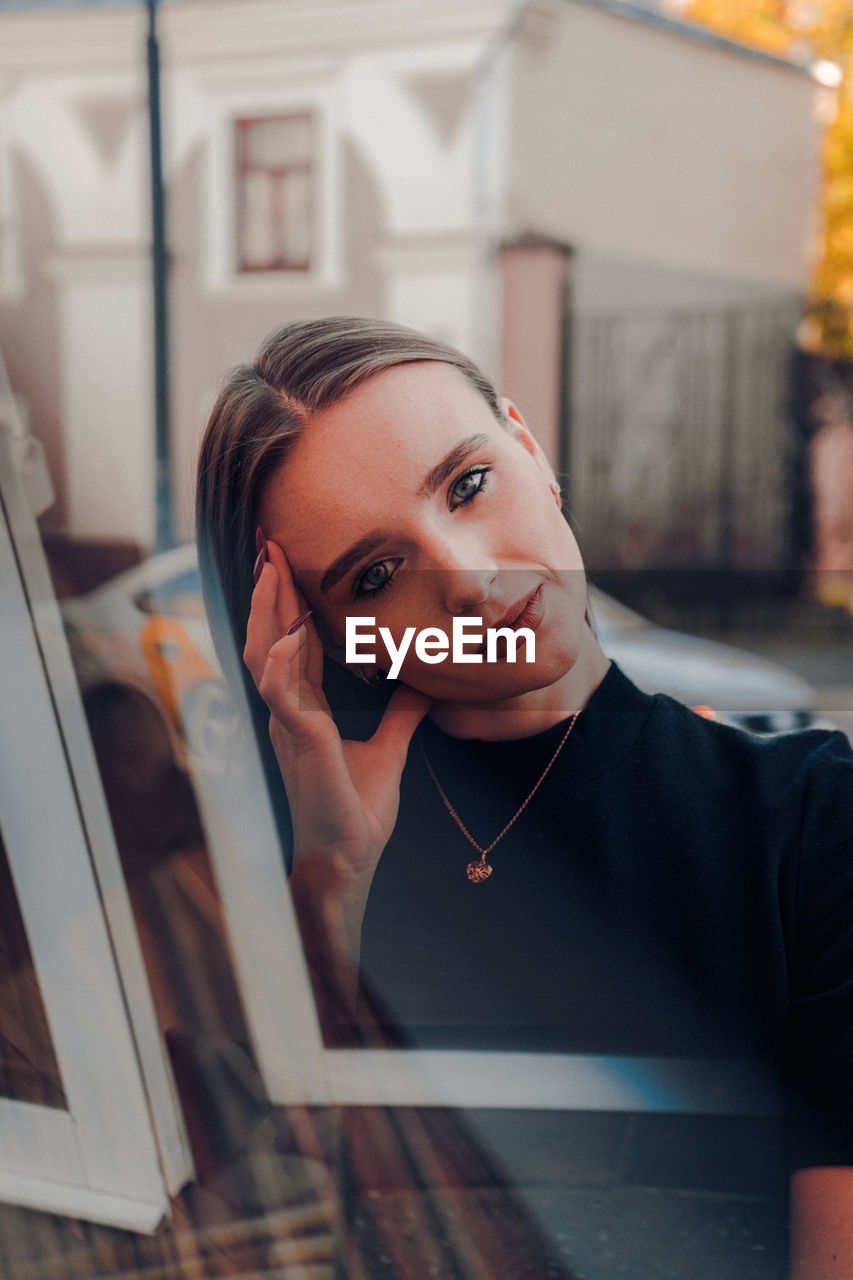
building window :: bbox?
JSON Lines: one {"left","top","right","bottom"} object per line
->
{"left": 235, "top": 113, "right": 314, "bottom": 273}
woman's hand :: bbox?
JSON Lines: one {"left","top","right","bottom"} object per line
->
{"left": 790, "top": 1167, "right": 853, "bottom": 1279}
{"left": 243, "top": 539, "right": 430, "bottom": 970}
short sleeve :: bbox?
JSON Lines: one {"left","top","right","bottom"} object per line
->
{"left": 787, "top": 731, "right": 853, "bottom": 1169}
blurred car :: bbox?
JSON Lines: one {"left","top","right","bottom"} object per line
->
{"left": 588, "top": 586, "right": 818, "bottom": 734}
{"left": 63, "top": 546, "right": 216, "bottom": 705}
{"left": 62, "top": 544, "right": 821, "bottom": 752}
{"left": 61, "top": 547, "right": 220, "bottom": 866}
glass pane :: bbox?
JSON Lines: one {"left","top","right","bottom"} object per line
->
{"left": 241, "top": 171, "right": 278, "bottom": 268}
{"left": 281, "top": 170, "right": 312, "bottom": 265}
{"left": 239, "top": 170, "right": 312, "bottom": 270}
{"left": 0, "top": 825, "right": 66, "bottom": 1109}
{"left": 243, "top": 115, "right": 312, "bottom": 169}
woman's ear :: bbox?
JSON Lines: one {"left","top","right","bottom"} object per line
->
{"left": 497, "top": 396, "right": 562, "bottom": 507}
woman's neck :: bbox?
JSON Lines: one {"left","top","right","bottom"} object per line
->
{"left": 428, "top": 631, "right": 611, "bottom": 741}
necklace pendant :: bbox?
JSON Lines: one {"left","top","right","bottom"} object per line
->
{"left": 467, "top": 859, "right": 492, "bottom": 883}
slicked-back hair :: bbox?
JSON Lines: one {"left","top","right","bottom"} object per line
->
{"left": 196, "top": 316, "right": 503, "bottom": 690}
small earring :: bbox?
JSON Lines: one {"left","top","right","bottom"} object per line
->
{"left": 551, "top": 484, "right": 563, "bottom": 510}
{"left": 357, "top": 667, "right": 384, "bottom": 688}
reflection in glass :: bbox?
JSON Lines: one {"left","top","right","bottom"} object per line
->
{"left": 0, "top": 825, "right": 67, "bottom": 1109}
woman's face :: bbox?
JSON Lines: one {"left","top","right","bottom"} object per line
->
{"left": 259, "top": 361, "right": 589, "bottom": 707}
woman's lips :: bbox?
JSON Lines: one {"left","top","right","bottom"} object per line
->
{"left": 477, "top": 585, "right": 544, "bottom": 658}
{"left": 502, "top": 584, "right": 544, "bottom": 633}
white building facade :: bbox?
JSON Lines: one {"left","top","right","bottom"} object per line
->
{"left": 0, "top": 0, "right": 824, "bottom": 556}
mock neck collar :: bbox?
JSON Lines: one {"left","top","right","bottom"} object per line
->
{"left": 418, "top": 661, "right": 655, "bottom": 790}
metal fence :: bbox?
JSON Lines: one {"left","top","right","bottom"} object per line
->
{"left": 568, "top": 301, "right": 803, "bottom": 573}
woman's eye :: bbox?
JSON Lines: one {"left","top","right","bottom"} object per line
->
{"left": 450, "top": 466, "right": 490, "bottom": 508}
{"left": 355, "top": 558, "right": 400, "bottom": 598}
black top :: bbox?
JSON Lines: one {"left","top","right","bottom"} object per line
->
{"left": 358, "top": 662, "right": 853, "bottom": 1170}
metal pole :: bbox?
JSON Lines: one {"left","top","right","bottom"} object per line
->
{"left": 557, "top": 247, "right": 574, "bottom": 506}
{"left": 717, "top": 311, "right": 738, "bottom": 630}
{"left": 147, "top": 0, "right": 174, "bottom": 550}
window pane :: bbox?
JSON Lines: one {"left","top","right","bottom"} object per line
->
{"left": 0, "top": 826, "right": 66, "bottom": 1110}
{"left": 236, "top": 114, "right": 313, "bottom": 271}
{"left": 281, "top": 170, "right": 312, "bottom": 265}
{"left": 243, "top": 115, "right": 311, "bottom": 169}
{"left": 241, "top": 171, "right": 279, "bottom": 269}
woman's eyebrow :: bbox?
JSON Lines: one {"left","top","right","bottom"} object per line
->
{"left": 321, "top": 530, "right": 388, "bottom": 595}
{"left": 419, "top": 433, "right": 490, "bottom": 496}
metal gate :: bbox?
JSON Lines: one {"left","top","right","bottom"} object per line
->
{"left": 568, "top": 302, "right": 802, "bottom": 572}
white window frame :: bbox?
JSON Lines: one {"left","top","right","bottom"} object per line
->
{"left": 234, "top": 111, "right": 315, "bottom": 274}
{"left": 0, "top": 134, "right": 26, "bottom": 302}
{"left": 189, "top": 639, "right": 783, "bottom": 1121}
{"left": 0, "top": 425, "right": 192, "bottom": 1231}
{"left": 202, "top": 84, "right": 341, "bottom": 295}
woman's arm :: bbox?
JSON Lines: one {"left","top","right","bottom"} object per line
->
{"left": 243, "top": 539, "right": 429, "bottom": 999}
{"left": 787, "top": 731, "right": 853, "bottom": 1278}
{"left": 790, "top": 1167, "right": 853, "bottom": 1279}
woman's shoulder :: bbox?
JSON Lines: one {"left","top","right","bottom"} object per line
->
{"left": 631, "top": 664, "right": 853, "bottom": 804}
{"left": 549, "top": 660, "right": 851, "bottom": 807}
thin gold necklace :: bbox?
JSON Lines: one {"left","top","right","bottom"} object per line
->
{"left": 417, "top": 711, "right": 580, "bottom": 883}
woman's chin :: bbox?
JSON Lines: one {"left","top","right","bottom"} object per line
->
{"left": 404, "top": 639, "right": 583, "bottom": 707}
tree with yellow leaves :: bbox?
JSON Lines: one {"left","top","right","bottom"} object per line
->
{"left": 685, "top": 0, "right": 853, "bottom": 355}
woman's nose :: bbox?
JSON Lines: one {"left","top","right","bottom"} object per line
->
{"left": 428, "top": 540, "right": 498, "bottom": 615}
{"left": 443, "top": 566, "right": 497, "bottom": 615}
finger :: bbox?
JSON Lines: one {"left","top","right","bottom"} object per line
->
{"left": 245, "top": 543, "right": 315, "bottom": 679}
{"left": 370, "top": 685, "right": 432, "bottom": 768}
{"left": 243, "top": 558, "right": 282, "bottom": 681}
{"left": 266, "top": 539, "right": 328, "bottom": 689}
{"left": 266, "top": 539, "right": 308, "bottom": 637}
{"left": 258, "top": 624, "right": 318, "bottom": 710}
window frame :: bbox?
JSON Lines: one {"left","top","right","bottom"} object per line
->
{"left": 189, "top": 650, "right": 784, "bottom": 1121}
{"left": 200, "top": 86, "right": 340, "bottom": 294}
{"left": 234, "top": 111, "right": 315, "bottom": 274}
{"left": 0, "top": 425, "right": 192, "bottom": 1231}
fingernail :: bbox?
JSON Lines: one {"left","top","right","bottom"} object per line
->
{"left": 255, "top": 526, "right": 265, "bottom": 554}
{"left": 285, "top": 609, "right": 313, "bottom": 636}
{"left": 252, "top": 546, "right": 267, "bottom": 585}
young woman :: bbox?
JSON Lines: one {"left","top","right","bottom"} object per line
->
{"left": 197, "top": 316, "right": 853, "bottom": 1277}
